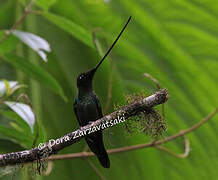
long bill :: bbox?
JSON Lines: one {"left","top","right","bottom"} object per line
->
{"left": 93, "top": 16, "right": 132, "bottom": 72}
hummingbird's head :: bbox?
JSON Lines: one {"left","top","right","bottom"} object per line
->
{"left": 76, "top": 68, "right": 96, "bottom": 89}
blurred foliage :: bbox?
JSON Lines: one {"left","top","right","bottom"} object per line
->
{"left": 0, "top": 0, "right": 217, "bottom": 179}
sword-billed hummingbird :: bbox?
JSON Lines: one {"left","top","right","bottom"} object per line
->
{"left": 73, "top": 16, "right": 131, "bottom": 168}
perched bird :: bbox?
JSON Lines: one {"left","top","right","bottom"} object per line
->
{"left": 73, "top": 16, "right": 131, "bottom": 168}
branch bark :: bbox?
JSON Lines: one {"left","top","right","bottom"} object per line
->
{"left": 0, "top": 88, "right": 168, "bottom": 167}
{"left": 48, "top": 108, "right": 217, "bottom": 161}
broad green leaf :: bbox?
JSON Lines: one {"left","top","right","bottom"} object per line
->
{"left": 1, "top": 54, "right": 67, "bottom": 101}
{"left": 4, "top": 101, "right": 35, "bottom": 133}
{"left": 0, "top": 125, "right": 32, "bottom": 148}
{"left": 18, "top": 0, "right": 25, "bottom": 6}
{"left": 0, "top": 31, "right": 19, "bottom": 53}
{"left": 36, "top": 1, "right": 218, "bottom": 180}
{"left": 42, "top": 12, "right": 94, "bottom": 48}
{"left": 36, "top": 0, "right": 57, "bottom": 10}
{"left": 0, "top": 110, "right": 32, "bottom": 134}
{"left": 12, "top": 30, "right": 51, "bottom": 62}
{"left": 0, "top": 110, "right": 46, "bottom": 148}
{"left": 0, "top": 108, "right": 33, "bottom": 148}
{"left": 1, "top": 0, "right": 218, "bottom": 180}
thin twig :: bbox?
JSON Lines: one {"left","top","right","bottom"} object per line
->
{"left": 82, "top": 145, "right": 89, "bottom": 152}
{"left": 144, "top": 73, "right": 161, "bottom": 90}
{"left": 11, "top": 0, "right": 34, "bottom": 30}
{"left": 156, "top": 136, "right": 190, "bottom": 158}
{"left": 48, "top": 108, "right": 217, "bottom": 161}
{"left": 144, "top": 73, "right": 165, "bottom": 120}
{"left": 86, "top": 159, "right": 106, "bottom": 180}
{"left": 0, "top": 0, "right": 35, "bottom": 44}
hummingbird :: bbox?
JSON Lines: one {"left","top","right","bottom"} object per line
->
{"left": 73, "top": 16, "right": 131, "bottom": 168}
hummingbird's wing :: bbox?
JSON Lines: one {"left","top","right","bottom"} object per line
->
{"left": 85, "top": 93, "right": 110, "bottom": 168}
{"left": 73, "top": 98, "right": 81, "bottom": 125}
{"left": 93, "top": 93, "right": 103, "bottom": 118}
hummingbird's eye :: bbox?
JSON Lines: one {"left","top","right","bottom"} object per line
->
{"left": 79, "top": 74, "right": 84, "bottom": 80}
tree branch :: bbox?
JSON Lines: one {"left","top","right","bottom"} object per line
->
{"left": 48, "top": 108, "right": 217, "bottom": 161}
{"left": 156, "top": 136, "right": 190, "bottom": 158}
{"left": 0, "top": 88, "right": 168, "bottom": 167}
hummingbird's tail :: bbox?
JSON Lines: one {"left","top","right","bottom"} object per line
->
{"left": 85, "top": 131, "right": 110, "bottom": 168}
{"left": 96, "top": 148, "right": 110, "bottom": 168}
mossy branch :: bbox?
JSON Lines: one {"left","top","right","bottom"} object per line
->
{"left": 0, "top": 88, "right": 168, "bottom": 167}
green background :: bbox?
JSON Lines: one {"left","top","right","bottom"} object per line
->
{"left": 0, "top": 0, "right": 218, "bottom": 179}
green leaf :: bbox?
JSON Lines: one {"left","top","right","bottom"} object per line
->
{"left": 4, "top": 101, "right": 35, "bottom": 133}
{"left": 1, "top": 54, "right": 67, "bottom": 101}
{"left": 0, "top": 125, "right": 32, "bottom": 148}
{"left": 1, "top": 0, "right": 218, "bottom": 179}
{"left": 34, "top": 1, "right": 218, "bottom": 180}
{"left": 0, "top": 31, "right": 19, "bottom": 53}
{"left": 0, "top": 110, "right": 46, "bottom": 148}
{"left": 42, "top": 12, "right": 94, "bottom": 48}
{"left": 0, "top": 110, "right": 33, "bottom": 148}
{"left": 0, "top": 110, "right": 31, "bottom": 134}
{"left": 36, "top": 0, "right": 57, "bottom": 10}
